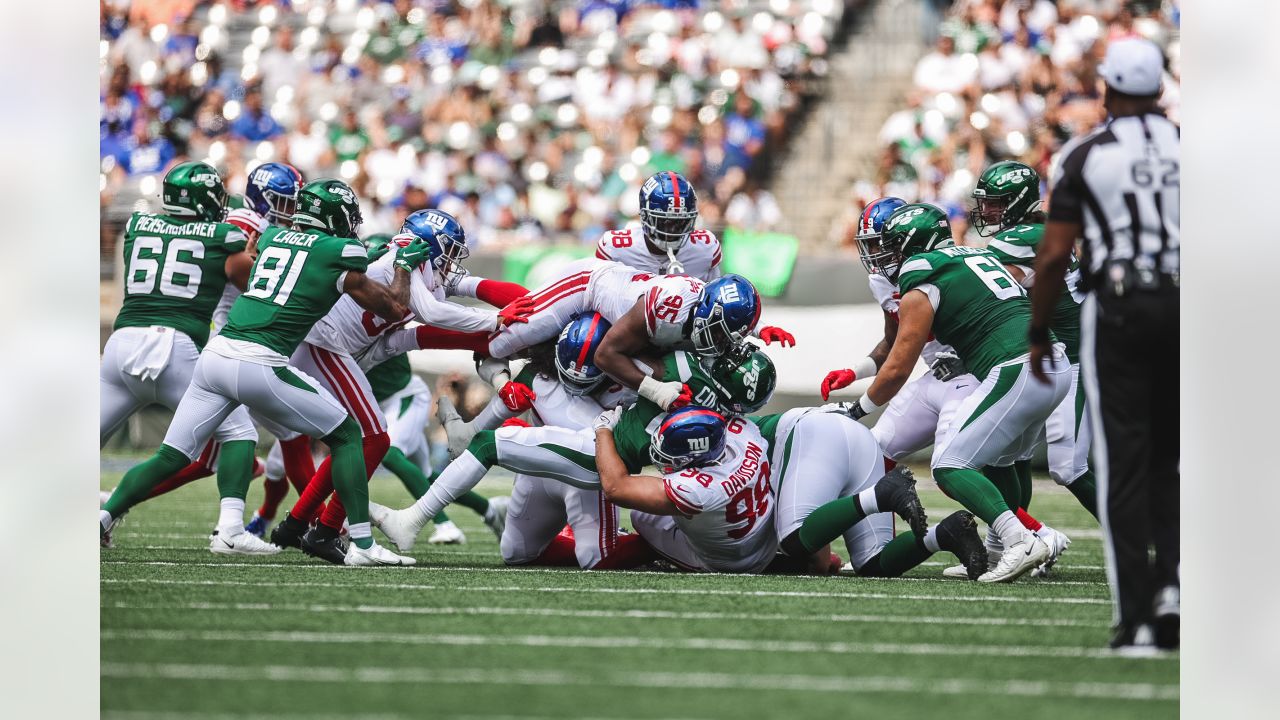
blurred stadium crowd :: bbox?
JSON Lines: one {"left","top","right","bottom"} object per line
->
{"left": 100, "top": 0, "right": 853, "bottom": 276}
{"left": 839, "top": 0, "right": 1180, "bottom": 248}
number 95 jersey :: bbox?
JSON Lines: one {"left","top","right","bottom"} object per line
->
{"left": 594, "top": 226, "right": 723, "bottom": 282}
{"left": 657, "top": 418, "right": 779, "bottom": 573}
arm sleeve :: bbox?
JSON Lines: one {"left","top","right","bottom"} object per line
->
{"left": 450, "top": 276, "right": 482, "bottom": 298}
{"left": 409, "top": 274, "right": 500, "bottom": 333}
{"left": 595, "top": 233, "right": 614, "bottom": 261}
{"left": 471, "top": 279, "right": 529, "bottom": 308}
{"left": 354, "top": 326, "right": 420, "bottom": 371}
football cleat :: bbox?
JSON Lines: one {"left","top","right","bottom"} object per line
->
{"left": 245, "top": 512, "right": 270, "bottom": 539}
{"left": 875, "top": 466, "right": 929, "bottom": 538}
{"left": 1153, "top": 585, "right": 1180, "bottom": 650}
{"left": 369, "top": 502, "right": 420, "bottom": 552}
{"left": 934, "top": 511, "right": 987, "bottom": 581}
{"left": 209, "top": 529, "right": 281, "bottom": 556}
{"left": 1110, "top": 623, "right": 1159, "bottom": 656}
{"left": 268, "top": 514, "right": 308, "bottom": 551}
{"left": 345, "top": 542, "right": 416, "bottom": 567}
{"left": 1030, "top": 525, "right": 1072, "bottom": 578}
{"left": 427, "top": 520, "right": 466, "bottom": 545}
{"left": 978, "top": 530, "right": 1049, "bottom": 583}
{"left": 300, "top": 526, "right": 348, "bottom": 565}
{"left": 483, "top": 496, "right": 510, "bottom": 539}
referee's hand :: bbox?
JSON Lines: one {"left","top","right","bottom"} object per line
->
{"left": 1029, "top": 340, "right": 1054, "bottom": 385}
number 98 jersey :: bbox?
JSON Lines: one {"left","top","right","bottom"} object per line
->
{"left": 594, "top": 226, "right": 723, "bottom": 282}
{"left": 657, "top": 417, "right": 778, "bottom": 573}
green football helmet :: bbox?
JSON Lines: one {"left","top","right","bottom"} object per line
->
{"left": 878, "top": 203, "right": 953, "bottom": 282}
{"left": 707, "top": 349, "right": 777, "bottom": 415}
{"left": 161, "top": 161, "right": 227, "bottom": 222}
{"left": 293, "top": 179, "right": 364, "bottom": 238}
{"left": 970, "top": 160, "right": 1040, "bottom": 236}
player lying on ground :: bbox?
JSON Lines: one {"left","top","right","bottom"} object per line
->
{"left": 846, "top": 202, "right": 1073, "bottom": 583}
{"left": 101, "top": 179, "right": 420, "bottom": 565}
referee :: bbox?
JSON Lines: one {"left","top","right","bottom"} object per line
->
{"left": 1027, "top": 37, "right": 1179, "bottom": 652}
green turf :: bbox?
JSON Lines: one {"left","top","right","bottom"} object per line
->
{"left": 100, "top": 459, "right": 1177, "bottom": 720}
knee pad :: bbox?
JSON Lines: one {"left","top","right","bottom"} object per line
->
{"left": 469, "top": 430, "right": 498, "bottom": 465}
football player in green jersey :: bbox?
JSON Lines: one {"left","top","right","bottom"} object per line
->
{"left": 101, "top": 179, "right": 425, "bottom": 566}
{"left": 99, "top": 161, "right": 264, "bottom": 550}
{"left": 848, "top": 202, "right": 1073, "bottom": 582}
{"left": 976, "top": 161, "right": 1099, "bottom": 523}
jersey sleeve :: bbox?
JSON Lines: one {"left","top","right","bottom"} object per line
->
{"left": 217, "top": 222, "right": 250, "bottom": 254}
{"left": 896, "top": 255, "right": 938, "bottom": 295}
{"left": 695, "top": 230, "right": 723, "bottom": 281}
{"left": 513, "top": 364, "right": 538, "bottom": 387}
{"left": 644, "top": 277, "right": 701, "bottom": 347}
{"left": 986, "top": 228, "right": 1040, "bottom": 269}
{"left": 338, "top": 241, "right": 371, "bottom": 272}
{"left": 662, "top": 475, "right": 707, "bottom": 516}
{"left": 594, "top": 232, "right": 614, "bottom": 261}
{"left": 225, "top": 208, "right": 268, "bottom": 240}
{"left": 408, "top": 270, "right": 499, "bottom": 333}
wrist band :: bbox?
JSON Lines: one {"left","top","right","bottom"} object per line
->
{"left": 852, "top": 356, "right": 878, "bottom": 380}
{"left": 858, "top": 394, "right": 881, "bottom": 416}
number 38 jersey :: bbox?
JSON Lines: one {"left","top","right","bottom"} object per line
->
{"left": 594, "top": 226, "right": 723, "bottom": 282}
{"left": 113, "top": 212, "right": 249, "bottom": 347}
{"left": 897, "top": 246, "right": 1054, "bottom": 380}
{"left": 660, "top": 418, "right": 778, "bottom": 572}
{"left": 220, "top": 226, "right": 368, "bottom": 359}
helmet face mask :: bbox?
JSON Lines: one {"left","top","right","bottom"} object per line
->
{"left": 554, "top": 312, "right": 611, "bottom": 397}
{"left": 639, "top": 172, "right": 698, "bottom": 252}
{"left": 970, "top": 161, "right": 1040, "bottom": 237}
{"left": 648, "top": 406, "right": 728, "bottom": 472}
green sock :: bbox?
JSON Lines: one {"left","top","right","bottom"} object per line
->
{"left": 322, "top": 418, "right": 372, "bottom": 549}
{"left": 981, "top": 465, "right": 1022, "bottom": 513}
{"left": 856, "top": 532, "right": 933, "bottom": 577}
{"left": 214, "top": 441, "right": 256, "bottom": 501}
{"left": 103, "top": 444, "right": 191, "bottom": 518}
{"left": 934, "top": 467, "right": 1010, "bottom": 525}
{"left": 1014, "top": 459, "right": 1033, "bottom": 509}
{"left": 1066, "top": 469, "right": 1100, "bottom": 519}
{"left": 788, "top": 496, "right": 871, "bottom": 556}
{"left": 455, "top": 491, "right": 490, "bottom": 517}
{"left": 381, "top": 446, "right": 431, "bottom": 499}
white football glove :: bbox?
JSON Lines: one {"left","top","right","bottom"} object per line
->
{"left": 638, "top": 375, "right": 687, "bottom": 410}
{"left": 436, "top": 395, "right": 476, "bottom": 462}
{"left": 930, "top": 350, "right": 967, "bottom": 382}
{"left": 591, "top": 406, "right": 624, "bottom": 432}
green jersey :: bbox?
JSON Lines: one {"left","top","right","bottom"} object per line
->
{"left": 220, "top": 226, "right": 368, "bottom": 357}
{"left": 898, "top": 245, "right": 1051, "bottom": 379}
{"left": 367, "top": 354, "right": 413, "bottom": 403}
{"left": 114, "top": 212, "right": 249, "bottom": 347}
{"left": 611, "top": 351, "right": 723, "bottom": 473}
{"left": 985, "top": 224, "right": 1084, "bottom": 363}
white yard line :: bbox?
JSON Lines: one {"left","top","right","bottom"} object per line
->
{"left": 103, "top": 713, "right": 683, "bottom": 720}
{"left": 104, "top": 600, "right": 1111, "bottom": 628}
{"left": 99, "top": 662, "right": 1177, "bottom": 701}
{"left": 100, "top": 576, "right": 1110, "bottom": 605}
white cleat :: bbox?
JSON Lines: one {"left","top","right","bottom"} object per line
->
{"left": 100, "top": 490, "right": 113, "bottom": 508}
{"left": 1031, "top": 525, "right": 1072, "bottom": 577}
{"left": 209, "top": 529, "right": 282, "bottom": 556}
{"left": 345, "top": 541, "right": 416, "bottom": 566}
{"left": 483, "top": 496, "right": 509, "bottom": 539}
{"left": 369, "top": 501, "right": 420, "bottom": 552}
{"left": 978, "top": 531, "right": 1049, "bottom": 583}
{"left": 428, "top": 520, "right": 467, "bottom": 545}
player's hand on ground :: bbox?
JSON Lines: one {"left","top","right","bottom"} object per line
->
{"left": 759, "top": 326, "right": 795, "bottom": 347}
{"left": 820, "top": 369, "right": 856, "bottom": 400}
{"left": 497, "top": 296, "right": 535, "bottom": 326}
{"left": 498, "top": 381, "right": 536, "bottom": 412}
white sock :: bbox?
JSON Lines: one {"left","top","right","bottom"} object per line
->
{"left": 984, "top": 526, "right": 1002, "bottom": 548}
{"left": 348, "top": 521, "right": 372, "bottom": 541}
{"left": 408, "top": 452, "right": 488, "bottom": 530}
{"left": 990, "top": 510, "right": 1025, "bottom": 547}
{"left": 856, "top": 487, "right": 879, "bottom": 515}
{"left": 217, "top": 497, "right": 246, "bottom": 534}
{"left": 922, "top": 526, "right": 941, "bottom": 554}
{"left": 99, "top": 510, "right": 113, "bottom": 532}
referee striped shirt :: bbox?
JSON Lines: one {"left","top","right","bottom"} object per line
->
{"left": 1048, "top": 112, "right": 1180, "bottom": 287}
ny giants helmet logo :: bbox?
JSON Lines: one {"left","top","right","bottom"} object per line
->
{"left": 421, "top": 211, "right": 450, "bottom": 230}
{"left": 687, "top": 436, "right": 710, "bottom": 452}
{"left": 718, "top": 284, "right": 742, "bottom": 304}
{"left": 250, "top": 168, "right": 272, "bottom": 189}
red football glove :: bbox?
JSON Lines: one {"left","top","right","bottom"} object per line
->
{"left": 500, "top": 417, "right": 532, "bottom": 429}
{"left": 820, "top": 369, "right": 857, "bottom": 401}
{"left": 759, "top": 326, "right": 795, "bottom": 347}
{"left": 497, "top": 296, "right": 536, "bottom": 326}
{"left": 498, "top": 381, "right": 537, "bottom": 412}
{"left": 668, "top": 383, "right": 694, "bottom": 410}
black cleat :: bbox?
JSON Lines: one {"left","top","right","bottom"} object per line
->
{"left": 875, "top": 466, "right": 928, "bottom": 537}
{"left": 1153, "top": 586, "right": 1180, "bottom": 650}
{"left": 935, "top": 511, "right": 987, "bottom": 580}
{"left": 269, "top": 514, "right": 308, "bottom": 551}
{"left": 301, "top": 525, "right": 348, "bottom": 565}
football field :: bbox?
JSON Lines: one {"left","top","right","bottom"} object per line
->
{"left": 100, "top": 460, "right": 1178, "bottom": 720}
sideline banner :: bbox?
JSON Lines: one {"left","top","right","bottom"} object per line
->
{"left": 719, "top": 229, "right": 799, "bottom": 297}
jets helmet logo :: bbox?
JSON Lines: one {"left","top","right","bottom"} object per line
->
{"left": 191, "top": 172, "right": 220, "bottom": 187}
{"left": 329, "top": 184, "right": 356, "bottom": 204}
{"left": 998, "top": 168, "right": 1034, "bottom": 185}
{"left": 887, "top": 207, "right": 924, "bottom": 229}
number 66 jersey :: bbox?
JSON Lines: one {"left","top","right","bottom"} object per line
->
{"left": 630, "top": 418, "right": 779, "bottom": 574}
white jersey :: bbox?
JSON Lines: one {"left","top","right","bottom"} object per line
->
{"left": 868, "top": 273, "right": 951, "bottom": 365}
{"left": 594, "top": 226, "right": 723, "bottom": 282}
{"left": 212, "top": 207, "right": 270, "bottom": 333}
{"left": 584, "top": 260, "right": 705, "bottom": 348}
{"left": 660, "top": 419, "right": 778, "bottom": 573}
{"left": 305, "top": 240, "right": 498, "bottom": 357}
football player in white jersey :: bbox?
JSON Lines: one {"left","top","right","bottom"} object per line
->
{"left": 266, "top": 209, "right": 533, "bottom": 562}
{"left": 594, "top": 171, "right": 724, "bottom": 281}
{"left": 594, "top": 405, "right": 778, "bottom": 574}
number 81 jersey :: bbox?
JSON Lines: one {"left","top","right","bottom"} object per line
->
{"left": 661, "top": 418, "right": 779, "bottom": 572}
{"left": 114, "top": 212, "right": 249, "bottom": 347}
{"left": 595, "top": 226, "right": 723, "bottom": 282}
